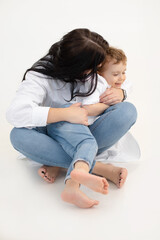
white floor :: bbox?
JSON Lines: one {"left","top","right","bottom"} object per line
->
{"left": 1, "top": 126, "right": 160, "bottom": 240}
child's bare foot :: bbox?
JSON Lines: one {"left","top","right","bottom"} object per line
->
{"left": 70, "top": 169, "right": 109, "bottom": 194}
{"left": 93, "top": 162, "right": 128, "bottom": 188}
{"left": 61, "top": 181, "right": 99, "bottom": 208}
{"left": 38, "top": 166, "right": 60, "bottom": 183}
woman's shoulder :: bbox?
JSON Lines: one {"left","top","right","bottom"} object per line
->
{"left": 24, "top": 70, "right": 71, "bottom": 93}
{"left": 24, "top": 70, "right": 55, "bottom": 87}
{"left": 25, "top": 70, "right": 51, "bottom": 80}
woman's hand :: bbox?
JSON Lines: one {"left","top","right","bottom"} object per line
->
{"left": 47, "top": 103, "right": 88, "bottom": 125}
{"left": 65, "top": 103, "right": 89, "bottom": 126}
{"left": 100, "top": 87, "right": 124, "bottom": 105}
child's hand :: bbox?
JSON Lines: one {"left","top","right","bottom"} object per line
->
{"left": 100, "top": 87, "right": 124, "bottom": 105}
{"left": 65, "top": 103, "right": 89, "bottom": 126}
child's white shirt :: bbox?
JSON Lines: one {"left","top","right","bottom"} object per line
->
{"left": 72, "top": 75, "right": 109, "bottom": 124}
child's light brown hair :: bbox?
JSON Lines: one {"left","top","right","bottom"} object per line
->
{"left": 105, "top": 46, "right": 127, "bottom": 64}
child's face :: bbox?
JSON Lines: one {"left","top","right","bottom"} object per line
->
{"left": 100, "top": 60, "right": 126, "bottom": 88}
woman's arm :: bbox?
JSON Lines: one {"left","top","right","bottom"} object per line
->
{"left": 6, "top": 72, "right": 89, "bottom": 128}
{"left": 47, "top": 103, "right": 89, "bottom": 126}
{"left": 6, "top": 72, "right": 50, "bottom": 128}
{"left": 8, "top": 72, "right": 114, "bottom": 128}
{"left": 100, "top": 79, "right": 133, "bottom": 105}
{"left": 100, "top": 87, "right": 124, "bottom": 105}
{"left": 47, "top": 102, "right": 109, "bottom": 125}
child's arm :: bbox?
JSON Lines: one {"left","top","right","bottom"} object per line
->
{"left": 82, "top": 102, "right": 109, "bottom": 116}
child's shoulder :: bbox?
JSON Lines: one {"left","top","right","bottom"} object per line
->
{"left": 97, "top": 74, "right": 109, "bottom": 88}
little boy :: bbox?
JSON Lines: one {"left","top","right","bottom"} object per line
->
{"left": 100, "top": 47, "right": 127, "bottom": 88}
{"left": 41, "top": 47, "right": 128, "bottom": 208}
{"left": 81, "top": 47, "right": 127, "bottom": 123}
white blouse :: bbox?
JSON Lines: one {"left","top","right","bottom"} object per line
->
{"left": 6, "top": 71, "right": 132, "bottom": 128}
{"left": 7, "top": 71, "right": 140, "bottom": 163}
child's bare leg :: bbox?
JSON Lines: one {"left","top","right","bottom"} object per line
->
{"left": 61, "top": 179, "right": 99, "bottom": 208}
{"left": 38, "top": 166, "right": 60, "bottom": 183}
{"left": 70, "top": 161, "right": 109, "bottom": 194}
{"left": 92, "top": 162, "right": 128, "bottom": 188}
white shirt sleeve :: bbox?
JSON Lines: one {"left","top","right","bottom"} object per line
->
{"left": 6, "top": 71, "right": 50, "bottom": 128}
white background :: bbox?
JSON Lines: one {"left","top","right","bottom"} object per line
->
{"left": 0, "top": 0, "right": 160, "bottom": 240}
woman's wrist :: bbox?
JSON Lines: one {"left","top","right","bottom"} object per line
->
{"left": 122, "top": 89, "right": 127, "bottom": 101}
{"left": 47, "top": 107, "right": 67, "bottom": 124}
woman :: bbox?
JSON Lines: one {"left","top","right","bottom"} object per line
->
{"left": 6, "top": 28, "right": 137, "bottom": 208}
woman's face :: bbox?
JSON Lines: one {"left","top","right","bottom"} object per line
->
{"left": 99, "top": 60, "right": 126, "bottom": 88}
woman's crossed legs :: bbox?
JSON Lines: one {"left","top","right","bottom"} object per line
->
{"left": 10, "top": 102, "right": 137, "bottom": 208}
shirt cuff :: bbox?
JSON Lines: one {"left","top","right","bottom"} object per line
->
{"left": 32, "top": 106, "right": 50, "bottom": 126}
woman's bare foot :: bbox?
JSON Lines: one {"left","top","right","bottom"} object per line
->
{"left": 70, "top": 169, "right": 109, "bottom": 194}
{"left": 61, "top": 180, "right": 99, "bottom": 208}
{"left": 93, "top": 162, "right": 128, "bottom": 188}
{"left": 38, "top": 166, "right": 60, "bottom": 183}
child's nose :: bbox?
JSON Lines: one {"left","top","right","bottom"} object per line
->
{"left": 119, "top": 75, "right": 123, "bottom": 81}
{"left": 119, "top": 74, "right": 125, "bottom": 81}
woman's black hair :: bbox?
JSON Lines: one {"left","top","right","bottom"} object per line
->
{"left": 23, "top": 28, "right": 109, "bottom": 100}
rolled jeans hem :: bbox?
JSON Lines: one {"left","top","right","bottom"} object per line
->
{"left": 64, "top": 159, "right": 96, "bottom": 183}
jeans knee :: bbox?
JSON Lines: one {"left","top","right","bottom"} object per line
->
{"left": 124, "top": 102, "right": 137, "bottom": 124}
{"left": 10, "top": 128, "right": 16, "bottom": 144}
{"left": 10, "top": 127, "right": 30, "bottom": 151}
{"left": 120, "top": 102, "right": 137, "bottom": 126}
{"left": 10, "top": 127, "right": 20, "bottom": 149}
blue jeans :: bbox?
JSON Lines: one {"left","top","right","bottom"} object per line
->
{"left": 47, "top": 120, "right": 98, "bottom": 181}
{"left": 47, "top": 103, "right": 98, "bottom": 181}
{"left": 10, "top": 102, "right": 137, "bottom": 181}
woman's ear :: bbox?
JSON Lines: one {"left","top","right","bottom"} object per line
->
{"left": 97, "top": 63, "right": 103, "bottom": 74}
{"left": 83, "top": 69, "right": 92, "bottom": 75}
{"left": 97, "top": 63, "right": 102, "bottom": 68}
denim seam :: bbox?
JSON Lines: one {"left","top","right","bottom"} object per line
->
{"left": 63, "top": 137, "right": 98, "bottom": 162}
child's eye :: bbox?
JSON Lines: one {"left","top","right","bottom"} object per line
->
{"left": 122, "top": 72, "right": 126, "bottom": 74}
{"left": 113, "top": 74, "right": 118, "bottom": 76}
